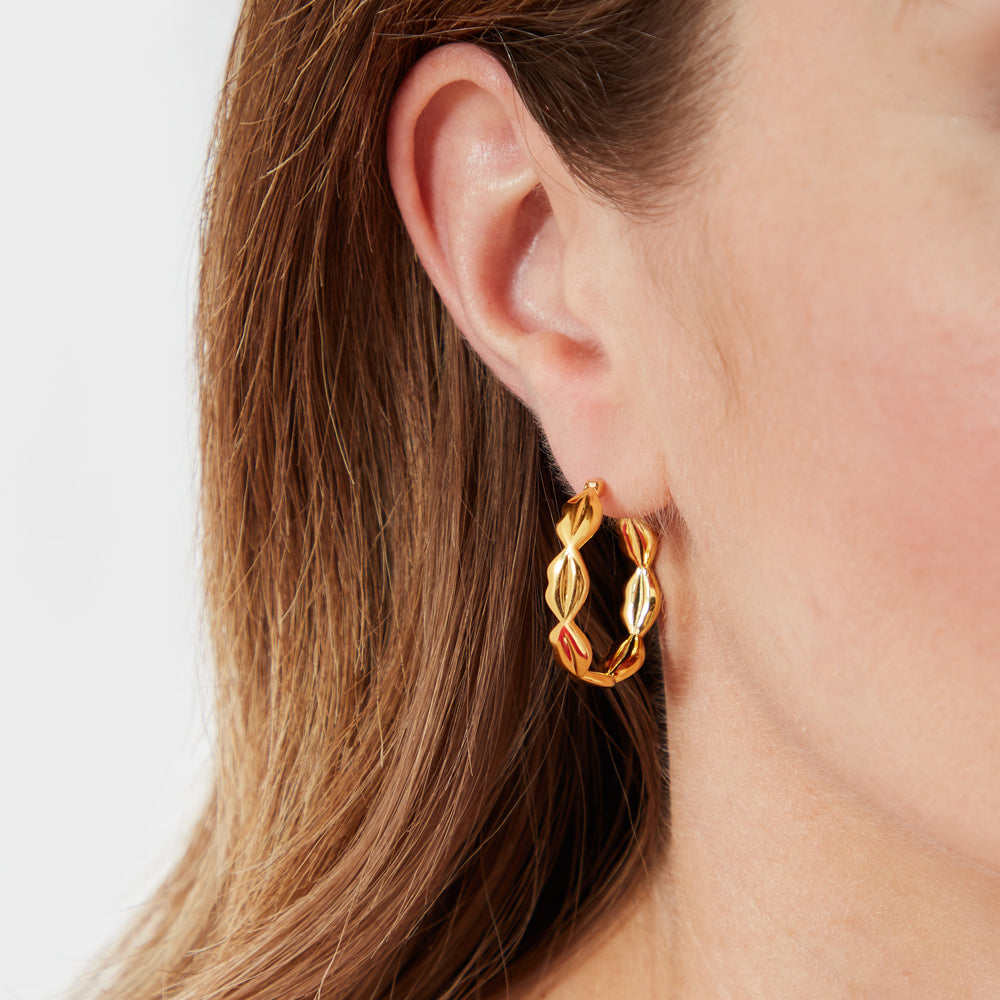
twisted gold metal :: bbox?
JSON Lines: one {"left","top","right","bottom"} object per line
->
{"left": 544, "top": 480, "right": 661, "bottom": 687}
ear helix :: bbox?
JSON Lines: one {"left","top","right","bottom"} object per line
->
{"left": 544, "top": 480, "right": 661, "bottom": 687}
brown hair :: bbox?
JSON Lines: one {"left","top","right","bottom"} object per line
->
{"left": 92, "top": 1, "right": 727, "bottom": 996}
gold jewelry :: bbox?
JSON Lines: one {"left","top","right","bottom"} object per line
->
{"left": 545, "top": 480, "right": 661, "bottom": 687}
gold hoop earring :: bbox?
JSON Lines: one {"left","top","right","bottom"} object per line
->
{"left": 545, "top": 480, "right": 661, "bottom": 687}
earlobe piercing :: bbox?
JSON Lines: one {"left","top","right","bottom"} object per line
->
{"left": 545, "top": 480, "right": 661, "bottom": 687}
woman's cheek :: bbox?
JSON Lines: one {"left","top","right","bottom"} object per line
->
{"left": 662, "top": 108, "right": 1000, "bottom": 863}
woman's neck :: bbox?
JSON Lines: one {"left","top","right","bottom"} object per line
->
{"left": 523, "top": 634, "right": 1000, "bottom": 999}
{"left": 660, "top": 637, "right": 1000, "bottom": 999}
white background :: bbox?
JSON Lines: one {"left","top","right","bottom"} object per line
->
{"left": 0, "top": 2, "right": 243, "bottom": 996}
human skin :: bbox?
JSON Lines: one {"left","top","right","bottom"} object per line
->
{"left": 388, "top": 0, "right": 1000, "bottom": 995}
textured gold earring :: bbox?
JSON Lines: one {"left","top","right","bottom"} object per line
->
{"left": 545, "top": 480, "right": 661, "bottom": 687}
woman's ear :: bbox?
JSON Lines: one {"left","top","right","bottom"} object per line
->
{"left": 387, "top": 44, "right": 647, "bottom": 508}
{"left": 387, "top": 44, "right": 608, "bottom": 400}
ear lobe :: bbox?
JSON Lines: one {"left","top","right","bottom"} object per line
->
{"left": 386, "top": 44, "right": 606, "bottom": 407}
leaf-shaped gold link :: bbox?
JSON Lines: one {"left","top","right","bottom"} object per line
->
{"left": 622, "top": 567, "right": 659, "bottom": 637}
{"left": 605, "top": 634, "right": 644, "bottom": 681}
{"left": 618, "top": 517, "right": 658, "bottom": 568}
{"left": 580, "top": 666, "right": 616, "bottom": 688}
{"left": 555, "top": 485, "right": 603, "bottom": 549}
{"left": 549, "top": 550, "right": 589, "bottom": 621}
{"left": 544, "top": 481, "right": 663, "bottom": 687}
{"left": 549, "top": 620, "right": 594, "bottom": 677}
